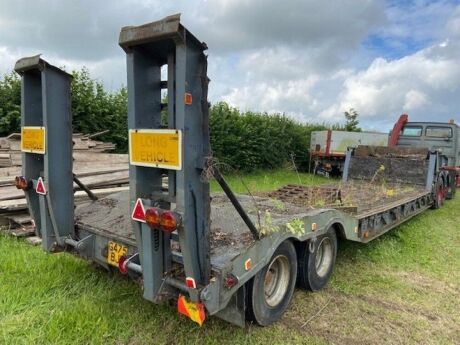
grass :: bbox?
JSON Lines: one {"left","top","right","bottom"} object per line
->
{"left": 209, "top": 169, "right": 328, "bottom": 193}
{"left": 0, "top": 170, "right": 459, "bottom": 345}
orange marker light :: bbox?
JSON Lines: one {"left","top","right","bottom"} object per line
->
{"left": 184, "top": 93, "right": 193, "bottom": 105}
{"left": 244, "top": 258, "right": 252, "bottom": 271}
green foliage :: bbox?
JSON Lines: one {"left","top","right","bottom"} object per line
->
{"left": 71, "top": 68, "right": 128, "bottom": 152}
{"left": 210, "top": 102, "right": 328, "bottom": 171}
{"left": 344, "top": 108, "right": 361, "bottom": 132}
{"left": 285, "top": 218, "right": 305, "bottom": 236}
{"left": 0, "top": 72, "right": 21, "bottom": 136}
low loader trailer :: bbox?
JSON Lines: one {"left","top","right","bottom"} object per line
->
{"left": 13, "top": 15, "right": 456, "bottom": 327}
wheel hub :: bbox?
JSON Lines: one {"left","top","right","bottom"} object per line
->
{"left": 315, "top": 237, "right": 333, "bottom": 277}
{"left": 263, "top": 255, "right": 290, "bottom": 307}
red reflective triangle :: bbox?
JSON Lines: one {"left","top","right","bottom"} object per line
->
{"left": 36, "top": 177, "right": 46, "bottom": 195}
{"left": 131, "top": 198, "right": 146, "bottom": 222}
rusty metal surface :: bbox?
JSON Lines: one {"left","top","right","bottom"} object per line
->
{"left": 269, "top": 184, "right": 341, "bottom": 206}
{"left": 354, "top": 145, "right": 428, "bottom": 158}
{"left": 268, "top": 182, "right": 427, "bottom": 217}
{"left": 119, "top": 13, "right": 206, "bottom": 52}
{"left": 14, "top": 55, "right": 72, "bottom": 77}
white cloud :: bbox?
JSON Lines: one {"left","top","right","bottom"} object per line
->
{"left": 319, "top": 38, "right": 460, "bottom": 126}
{"left": 403, "top": 90, "right": 429, "bottom": 111}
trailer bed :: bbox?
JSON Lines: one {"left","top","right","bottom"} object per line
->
{"left": 75, "top": 191, "right": 313, "bottom": 269}
{"left": 269, "top": 182, "right": 428, "bottom": 217}
{"left": 75, "top": 179, "right": 429, "bottom": 268}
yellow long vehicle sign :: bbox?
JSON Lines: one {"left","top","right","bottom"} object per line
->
{"left": 129, "top": 129, "right": 182, "bottom": 170}
{"left": 21, "top": 126, "right": 46, "bottom": 154}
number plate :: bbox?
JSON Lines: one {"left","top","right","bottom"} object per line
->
{"left": 129, "top": 129, "right": 182, "bottom": 170}
{"left": 21, "top": 126, "right": 46, "bottom": 154}
{"left": 107, "top": 241, "right": 128, "bottom": 267}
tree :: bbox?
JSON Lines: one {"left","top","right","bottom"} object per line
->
{"left": 70, "top": 68, "right": 128, "bottom": 152}
{"left": 344, "top": 108, "right": 361, "bottom": 132}
{"left": 0, "top": 72, "right": 21, "bottom": 136}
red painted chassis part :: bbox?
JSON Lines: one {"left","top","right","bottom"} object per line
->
{"left": 443, "top": 166, "right": 460, "bottom": 187}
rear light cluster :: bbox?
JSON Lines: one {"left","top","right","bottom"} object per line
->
{"left": 145, "top": 208, "right": 181, "bottom": 233}
{"left": 15, "top": 176, "right": 31, "bottom": 190}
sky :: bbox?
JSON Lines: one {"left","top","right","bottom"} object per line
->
{"left": 0, "top": 0, "right": 459, "bottom": 130}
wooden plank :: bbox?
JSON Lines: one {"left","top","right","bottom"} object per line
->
{"left": 10, "top": 225, "right": 35, "bottom": 238}
{"left": 25, "top": 236, "right": 42, "bottom": 246}
{"left": 7, "top": 213, "right": 32, "bottom": 225}
{"left": 0, "top": 186, "right": 130, "bottom": 211}
{"left": 73, "top": 152, "right": 128, "bottom": 163}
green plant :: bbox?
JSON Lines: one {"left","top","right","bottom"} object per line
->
{"left": 258, "top": 210, "right": 280, "bottom": 236}
{"left": 285, "top": 218, "right": 305, "bottom": 236}
{"left": 272, "top": 199, "right": 286, "bottom": 212}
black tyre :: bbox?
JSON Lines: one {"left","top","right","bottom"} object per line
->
{"left": 298, "top": 227, "right": 337, "bottom": 291}
{"left": 446, "top": 172, "right": 456, "bottom": 200}
{"left": 246, "top": 240, "right": 297, "bottom": 326}
{"left": 432, "top": 176, "right": 446, "bottom": 209}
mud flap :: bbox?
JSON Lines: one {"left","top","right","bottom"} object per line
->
{"left": 214, "top": 285, "right": 246, "bottom": 327}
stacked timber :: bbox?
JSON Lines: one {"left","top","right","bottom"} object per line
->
{"left": 0, "top": 131, "right": 128, "bottom": 237}
{"left": 0, "top": 132, "right": 116, "bottom": 168}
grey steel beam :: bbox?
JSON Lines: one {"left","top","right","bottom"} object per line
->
{"left": 19, "top": 70, "right": 43, "bottom": 237}
{"left": 120, "top": 15, "right": 211, "bottom": 301}
{"left": 15, "top": 56, "right": 74, "bottom": 250}
{"left": 174, "top": 36, "right": 211, "bottom": 288}
{"left": 342, "top": 148, "right": 353, "bottom": 183}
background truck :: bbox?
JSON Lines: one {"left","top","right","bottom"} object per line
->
{"left": 13, "top": 14, "right": 456, "bottom": 328}
{"left": 310, "top": 130, "right": 388, "bottom": 176}
{"left": 389, "top": 114, "right": 460, "bottom": 189}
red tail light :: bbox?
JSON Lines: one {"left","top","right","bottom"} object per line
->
{"left": 160, "top": 210, "right": 179, "bottom": 233}
{"left": 145, "top": 207, "right": 181, "bottom": 233}
{"left": 118, "top": 255, "right": 128, "bottom": 275}
{"left": 15, "top": 176, "right": 31, "bottom": 190}
{"left": 145, "top": 208, "right": 161, "bottom": 228}
{"left": 224, "top": 274, "right": 238, "bottom": 289}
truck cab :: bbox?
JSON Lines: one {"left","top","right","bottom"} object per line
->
{"left": 396, "top": 121, "right": 459, "bottom": 167}
{"left": 389, "top": 115, "right": 460, "bottom": 188}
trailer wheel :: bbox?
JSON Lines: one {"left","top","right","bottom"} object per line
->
{"left": 246, "top": 240, "right": 297, "bottom": 326}
{"left": 298, "top": 227, "right": 337, "bottom": 291}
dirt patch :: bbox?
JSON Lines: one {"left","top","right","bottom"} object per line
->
{"left": 210, "top": 227, "right": 253, "bottom": 252}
